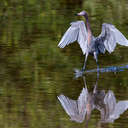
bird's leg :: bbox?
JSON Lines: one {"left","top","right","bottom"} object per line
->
{"left": 93, "top": 73, "right": 99, "bottom": 94}
{"left": 94, "top": 52, "right": 100, "bottom": 75}
{"left": 83, "top": 76, "right": 87, "bottom": 89}
{"left": 81, "top": 53, "right": 88, "bottom": 72}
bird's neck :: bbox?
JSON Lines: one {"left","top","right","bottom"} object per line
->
{"left": 84, "top": 15, "right": 92, "bottom": 44}
{"left": 84, "top": 15, "right": 92, "bottom": 33}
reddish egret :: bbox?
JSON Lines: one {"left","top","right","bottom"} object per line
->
{"left": 58, "top": 10, "right": 128, "bottom": 71}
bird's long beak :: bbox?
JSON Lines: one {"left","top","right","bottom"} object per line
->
{"left": 77, "top": 12, "right": 81, "bottom": 16}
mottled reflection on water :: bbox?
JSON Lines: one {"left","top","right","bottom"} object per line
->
{"left": 74, "top": 64, "right": 128, "bottom": 78}
{"left": 58, "top": 77, "right": 128, "bottom": 127}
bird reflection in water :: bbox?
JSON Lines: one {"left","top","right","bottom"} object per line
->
{"left": 57, "top": 77, "right": 128, "bottom": 127}
{"left": 100, "top": 90, "right": 128, "bottom": 123}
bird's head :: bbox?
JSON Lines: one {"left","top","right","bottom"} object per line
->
{"left": 77, "top": 10, "right": 87, "bottom": 16}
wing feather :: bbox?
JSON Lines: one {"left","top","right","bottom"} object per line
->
{"left": 97, "top": 23, "right": 128, "bottom": 53}
{"left": 58, "top": 21, "right": 88, "bottom": 54}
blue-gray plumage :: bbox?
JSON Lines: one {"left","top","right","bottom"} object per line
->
{"left": 58, "top": 10, "right": 128, "bottom": 71}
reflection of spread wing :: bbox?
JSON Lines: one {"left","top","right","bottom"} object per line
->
{"left": 102, "top": 91, "right": 128, "bottom": 123}
{"left": 104, "top": 90, "right": 116, "bottom": 114}
{"left": 58, "top": 21, "right": 88, "bottom": 54}
{"left": 99, "top": 90, "right": 116, "bottom": 123}
{"left": 97, "top": 23, "right": 128, "bottom": 53}
{"left": 110, "top": 101, "right": 128, "bottom": 121}
{"left": 58, "top": 87, "right": 88, "bottom": 123}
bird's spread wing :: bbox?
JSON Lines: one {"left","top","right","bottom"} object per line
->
{"left": 57, "top": 87, "right": 88, "bottom": 123}
{"left": 58, "top": 21, "right": 88, "bottom": 54}
{"left": 97, "top": 23, "right": 128, "bottom": 53}
{"left": 109, "top": 101, "right": 128, "bottom": 121}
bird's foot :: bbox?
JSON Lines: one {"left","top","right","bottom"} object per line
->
{"left": 74, "top": 68, "right": 85, "bottom": 78}
{"left": 97, "top": 67, "right": 100, "bottom": 77}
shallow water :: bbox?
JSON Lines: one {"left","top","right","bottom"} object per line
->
{"left": 0, "top": 0, "right": 128, "bottom": 128}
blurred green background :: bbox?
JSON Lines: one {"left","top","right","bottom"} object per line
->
{"left": 0, "top": 0, "right": 128, "bottom": 128}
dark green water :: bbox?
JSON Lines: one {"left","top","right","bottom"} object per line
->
{"left": 0, "top": 0, "right": 128, "bottom": 128}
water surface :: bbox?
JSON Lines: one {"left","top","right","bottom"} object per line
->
{"left": 0, "top": 0, "right": 128, "bottom": 128}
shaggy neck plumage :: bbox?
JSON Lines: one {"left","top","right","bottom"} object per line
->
{"left": 84, "top": 14, "right": 92, "bottom": 33}
{"left": 84, "top": 14, "right": 92, "bottom": 44}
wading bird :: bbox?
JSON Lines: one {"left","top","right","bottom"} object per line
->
{"left": 58, "top": 10, "right": 128, "bottom": 72}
